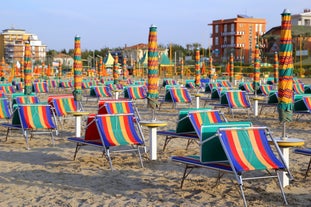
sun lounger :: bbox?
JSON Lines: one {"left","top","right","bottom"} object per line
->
{"left": 172, "top": 126, "right": 291, "bottom": 206}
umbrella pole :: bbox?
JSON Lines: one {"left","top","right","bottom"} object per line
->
{"left": 282, "top": 122, "right": 287, "bottom": 140}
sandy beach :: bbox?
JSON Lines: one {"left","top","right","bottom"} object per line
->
{"left": 0, "top": 80, "right": 310, "bottom": 207}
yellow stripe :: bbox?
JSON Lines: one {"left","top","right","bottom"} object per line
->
{"left": 119, "top": 116, "right": 131, "bottom": 143}
{"left": 105, "top": 117, "right": 118, "bottom": 145}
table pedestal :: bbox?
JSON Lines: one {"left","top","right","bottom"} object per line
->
{"left": 140, "top": 120, "right": 167, "bottom": 160}
{"left": 252, "top": 96, "right": 264, "bottom": 117}
{"left": 68, "top": 111, "right": 90, "bottom": 137}
{"left": 194, "top": 94, "right": 202, "bottom": 108}
{"left": 272, "top": 137, "right": 304, "bottom": 187}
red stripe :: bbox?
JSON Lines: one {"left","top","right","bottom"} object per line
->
{"left": 101, "top": 116, "right": 116, "bottom": 146}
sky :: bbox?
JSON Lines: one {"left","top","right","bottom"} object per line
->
{"left": 1, "top": 0, "right": 310, "bottom": 51}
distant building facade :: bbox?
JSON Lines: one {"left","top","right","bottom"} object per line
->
{"left": 292, "top": 9, "right": 311, "bottom": 26}
{"left": 209, "top": 15, "right": 266, "bottom": 64}
{"left": 0, "top": 28, "right": 47, "bottom": 65}
{"left": 123, "top": 43, "right": 168, "bottom": 67}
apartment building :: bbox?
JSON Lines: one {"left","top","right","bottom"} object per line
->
{"left": 209, "top": 15, "right": 266, "bottom": 64}
{"left": 0, "top": 28, "right": 47, "bottom": 65}
{"left": 292, "top": 9, "right": 311, "bottom": 26}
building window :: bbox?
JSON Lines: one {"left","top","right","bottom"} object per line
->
{"left": 215, "top": 37, "right": 219, "bottom": 45}
{"left": 215, "top": 25, "right": 219, "bottom": 33}
{"left": 304, "top": 19, "right": 310, "bottom": 26}
{"left": 231, "top": 23, "right": 235, "bottom": 32}
{"left": 224, "top": 24, "right": 227, "bottom": 32}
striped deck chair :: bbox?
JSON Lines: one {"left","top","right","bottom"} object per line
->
{"left": 216, "top": 127, "right": 291, "bottom": 206}
{"left": 160, "top": 87, "right": 192, "bottom": 109}
{"left": 1, "top": 104, "right": 57, "bottom": 149}
{"left": 15, "top": 82, "right": 24, "bottom": 91}
{"left": 88, "top": 86, "right": 112, "bottom": 102}
{"left": 47, "top": 79, "right": 58, "bottom": 90}
{"left": 171, "top": 121, "right": 252, "bottom": 186}
{"left": 242, "top": 82, "right": 254, "bottom": 94}
{"left": 172, "top": 126, "right": 290, "bottom": 206}
{"left": 217, "top": 80, "right": 232, "bottom": 87}
{"left": 33, "top": 82, "right": 49, "bottom": 93}
{"left": 59, "top": 80, "right": 73, "bottom": 89}
{"left": 204, "top": 82, "right": 222, "bottom": 93}
{"left": 98, "top": 99, "right": 141, "bottom": 121}
{"left": 125, "top": 85, "right": 147, "bottom": 101}
{"left": 293, "top": 83, "right": 304, "bottom": 94}
{"left": 49, "top": 95, "right": 81, "bottom": 126}
{"left": 294, "top": 95, "right": 311, "bottom": 119}
{"left": 0, "top": 85, "right": 15, "bottom": 95}
{"left": 293, "top": 148, "right": 311, "bottom": 179}
{"left": 158, "top": 108, "right": 223, "bottom": 151}
{"left": 13, "top": 95, "right": 40, "bottom": 106}
{"left": 258, "top": 84, "right": 273, "bottom": 96}
{"left": 225, "top": 90, "right": 251, "bottom": 118}
{"left": 76, "top": 113, "right": 144, "bottom": 169}
{"left": 0, "top": 98, "right": 12, "bottom": 122}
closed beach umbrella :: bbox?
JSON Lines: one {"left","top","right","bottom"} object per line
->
{"left": 194, "top": 48, "right": 200, "bottom": 87}
{"left": 23, "top": 42, "right": 32, "bottom": 95}
{"left": 229, "top": 53, "right": 234, "bottom": 83}
{"left": 274, "top": 51, "right": 279, "bottom": 86}
{"left": 73, "top": 35, "right": 83, "bottom": 102}
{"left": 98, "top": 56, "right": 103, "bottom": 80}
{"left": 147, "top": 24, "right": 159, "bottom": 111}
{"left": 278, "top": 9, "right": 294, "bottom": 136}
{"left": 58, "top": 61, "right": 62, "bottom": 79}
{"left": 253, "top": 44, "right": 261, "bottom": 94}
{"left": 209, "top": 56, "right": 214, "bottom": 79}
{"left": 123, "top": 56, "right": 128, "bottom": 80}
{"left": 113, "top": 54, "right": 119, "bottom": 84}
{"left": 180, "top": 58, "right": 184, "bottom": 80}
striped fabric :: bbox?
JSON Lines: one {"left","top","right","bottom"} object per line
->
{"left": 219, "top": 128, "right": 284, "bottom": 173}
{"left": 15, "top": 96, "right": 40, "bottom": 105}
{"left": 104, "top": 101, "right": 134, "bottom": 114}
{"left": 33, "top": 82, "right": 49, "bottom": 93}
{"left": 226, "top": 91, "right": 250, "bottom": 108}
{"left": 82, "top": 82, "right": 92, "bottom": 89}
{"left": 217, "top": 80, "right": 232, "bottom": 87}
{"left": 93, "top": 86, "right": 112, "bottom": 98}
{"left": 169, "top": 88, "right": 192, "bottom": 103}
{"left": 186, "top": 82, "right": 196, "bottom": 89}
{"left": 188, "top": 110, "right": 223, "bottom": 137}
{"left": 127, "top": 86, "right": 147, "bottom": 100}
{"left": 0, "top": 98, "right": 11, "bottom": 119}
{"left": 15, "top": 82, "right": 24, "bottom": 91}
{"left": 293, "top": 83, "right": 304, "bottom": 94}
{"left": 242, "top": 82, "right": 254, "bottom": 93}
{"left": 0, "top": 85, "right": 15, "bottom": 94}
{"left": 47, "top": 80, "right": 58, "bottom": 88}
{"left": 18, "top": 104, "right": 56, "bottom": 129}
{"left": 60, "top": 81, "right": 73, "bottom": 88}
{"left": 303, "top": 97, "right": 311, "bottom": 112}
{"left": 95, "top": 114, "right": 144, "bottom": 147}
{"left": 0, "top": 90, "right": 6, "bottom": 98}
{"left": 52, "top": 97, "right": 77, "bottom": 116}
{"left": 165, "top": 79, "right": 177, "bottom": 86}
{"left": 259, "top": 85, "right": 273, "bottom": 96}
